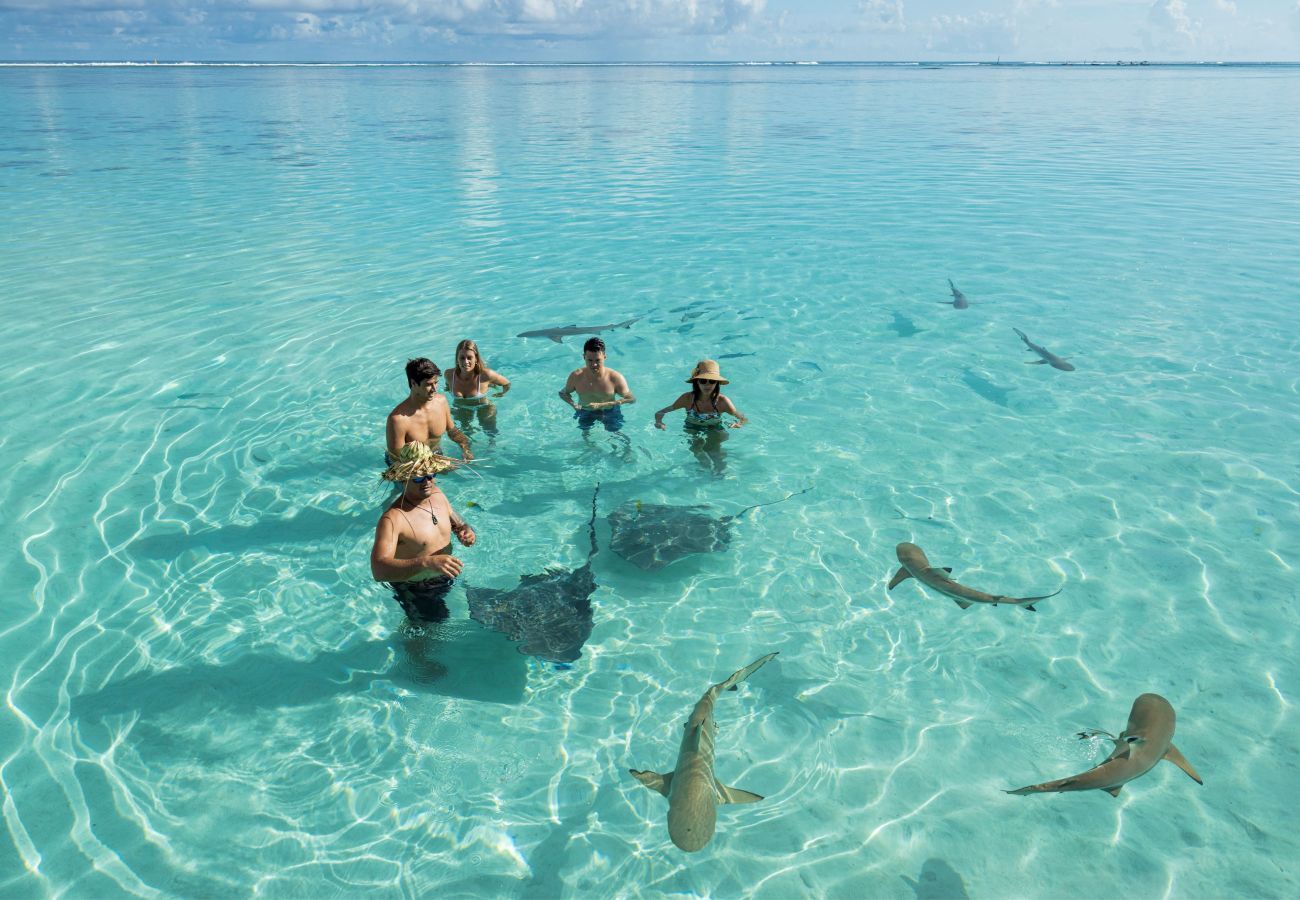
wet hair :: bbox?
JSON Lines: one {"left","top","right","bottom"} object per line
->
{"left": 691, "top": 379, "right": 722, "bottom": 409}
{"left": 582, "top": 337, "right": 606, "bottom": 355}
{"left": 405, "top": 357, "right": 440, "bottom": 387}
{"left": 453, "top": 339, "right": 485, "bottom": 380}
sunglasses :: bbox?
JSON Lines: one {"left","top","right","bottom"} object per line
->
{"left": 411, "top": 474, "right": 436, "bottom": 484}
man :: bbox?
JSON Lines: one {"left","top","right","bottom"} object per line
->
{"left": 371, "top": 444, "right": 476, "bottom": 622}
{"left": 386, "top": 358, "right": 473, "bottom": 463}
{"left": 558, "top": 337, "right": 636, "bottom": 432}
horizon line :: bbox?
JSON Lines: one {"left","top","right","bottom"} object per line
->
{"left": 3, "top": 59, "right": 1300, "bottom": 67}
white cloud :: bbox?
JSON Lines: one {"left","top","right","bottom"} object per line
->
{"left": 1213, "top": 0, "right": 1237, "bottom": 14}
{"left": 926, "top": 12, "right": 1018, "bottom": 54}
{"left": 1147, "top": 0, "right": 1198, "bottom": 43}
{"left": 859, "top": 0, "right": 904, "bottom": 32}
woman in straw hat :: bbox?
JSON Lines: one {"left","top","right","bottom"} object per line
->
{"left": 370, "top": 443, "right": 476, "bottom": 623}
{"left": 653, "top": 359, "right": 748, "bottom": 473}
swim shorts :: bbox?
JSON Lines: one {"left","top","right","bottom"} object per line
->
{"left": 575, "top": 406, "right": 625, "bottom": 432}
{"left": 389, "top": 576, "right": 454, "bottom": 623}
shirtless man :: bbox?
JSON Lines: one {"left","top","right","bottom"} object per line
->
{"left": 558, "top": 337, "right": 636, "bottom": 432}
{"left": 371, "top": 451, "right": 476, "bottom": 623}
{"left": 386, "top": 358, "right": 473, "bottom": 463}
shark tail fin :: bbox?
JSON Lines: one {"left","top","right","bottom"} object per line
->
{"left": 1013, "top": 327, "right": 1029, "bottom": 344}
{"left": 630, "top": 769, "right": 673, "bottom": 797}
{"left": 717, "top": 652, "right": 779, "bottom": 693}
{"left": 1015, "top": 588, "right": 1062, "bottom": 607}
{"left": 887, "top": 567, "right": 912, "bottom": 590}
{"left": 717, "top": 781, "right": 763, "bottom": 805}
{"left": 1163, "top": 743, "right": 1203, "bottom": 785}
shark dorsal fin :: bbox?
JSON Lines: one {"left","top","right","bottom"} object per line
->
{"left": 716, "top": 781, "right": 763, "bottom": 805}
{"left": 1163, "top": 743, "right": 1203, "bottom": 785}
{"left": 629, "top": 769, "right": 673, "bottom": 797}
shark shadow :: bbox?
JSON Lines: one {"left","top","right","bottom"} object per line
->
{"left": 466, "top": 486, "right": 601, "bottom": 664}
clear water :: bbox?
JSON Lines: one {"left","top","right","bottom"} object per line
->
{"left": 2, "top": 64, "right": 1298, "bottom": 898}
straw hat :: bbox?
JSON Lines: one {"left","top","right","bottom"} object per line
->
{"left": 686, "top": 359, "right": 729, "bottom": 384}
{"left": 381, "top": 441, "right": 462, "bottom": 482}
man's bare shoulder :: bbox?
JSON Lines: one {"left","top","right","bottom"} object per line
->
{"left": 387, "top": 399, "right": 416, "bottom": 420}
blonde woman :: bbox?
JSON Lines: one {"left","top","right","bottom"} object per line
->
{"left": 445, "top": 339, "right": 510, "bottom": 437}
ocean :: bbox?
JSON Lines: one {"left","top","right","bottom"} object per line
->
{"left": 1, "top": 62, "right": 1297, "bottom": 897}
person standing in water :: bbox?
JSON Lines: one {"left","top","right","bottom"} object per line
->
{"left": 385, "top": 358, "right": 473, "bottom": 464}
{"left": 370, "top": 443, "right": 476, "bottom": 623}
{"left": 653, "top": 359, "right": 747, "bottom": 474}
{"left": 445, "top": 339, "right": 511, "bottom": 438}
{"left": 559, "top": 337, "right": 636, "bottom": 432}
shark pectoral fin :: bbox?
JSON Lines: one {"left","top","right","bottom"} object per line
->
{"left": 952, "top": 598, "right": 974, "bottom": 610}
{"left": 548, "top": 335, "right": 564, "bottom": 344}
{"left": 940, "top": 567, "right": 953, "bottom": 573}
{"left": 1023, "top": 604, "right": 1038, "bottom": 612}
{"left": 717, "top": 782, "right": 763, "bottom": 805}
{"left": 1164, "top": 743, "right": 1203, "bottom": 785}
{"left": 1104, "top": 786, "right": 1123, "bottom": 798}
{"left": 630, "top": 769, "right": 673, "bottom": 797}
{"left": 887, "top": 567, "right": 912, "bottom": 590}
{"left": 1026, "top": 359, "right": 1047, "bottom": 364}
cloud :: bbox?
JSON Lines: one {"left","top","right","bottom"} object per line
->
{"left": 925, "top": 11, "right": 1018, "bottom": 55}
{"left": 1143, "top": 0, "right": 1201, "bottom": 50}
{"left": 0, "top": 0, "right": 771, "bottom": 50}
{"left": 858, "top": 0, "right": 904, "bottom": 32}
{"left": 1213, "top": 0, "right": 1237, "bottom": 14}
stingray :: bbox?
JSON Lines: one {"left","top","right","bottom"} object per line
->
{"left": 608, "top": 488, "right": 810, "bottom": 570}
{"left": 466, "top": 486, "right": 600, "bottom": 664}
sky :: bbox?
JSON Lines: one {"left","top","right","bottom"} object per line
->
{"left": 1, "top": 1, "right": 1298, "bottom": 63}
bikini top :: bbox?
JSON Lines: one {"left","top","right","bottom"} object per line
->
{"left": 449, "top": 368, "right": 488, "bottom": 400}
{"left": 686, "top": 397, "right": 724, "bottom": 424}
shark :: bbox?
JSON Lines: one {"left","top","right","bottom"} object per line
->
{"left": 1006, "top": 693, "right": 1203, "bottom": 797}
{"left": 1013, "top": 327, "right": 1075, "bottom": 371}
{"left": 887, "top": 542, "right": 1061, "bottom": 612}
{"left": 516, "top": 316, "right": 643, "bottom": 343}
{"left": 629, "top": 652, "right": 778, "bottom": 852}
{"left": 943, "top": 279, "right": 970, "bottom": 309}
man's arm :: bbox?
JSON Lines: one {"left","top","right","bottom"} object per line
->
{"left": 441, "top": 399, "right": 473, "bottom": 461}
{"left": 559, "top": 371, "right": 580, "bottom": 408}
{"left": 442, "top": 491, "right": 477, "bottom": 547}
{"left": 385, "top": 413, "right": 404, "bottom": 456}
{"left": 613, "top": 373, "right": 636, "bottom": 406}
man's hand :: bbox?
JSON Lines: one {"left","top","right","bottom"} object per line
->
{"left": 452, "top": 522, "right": 476, "bottom": 547}
{"left": 654, "top": 418, "right": 667, "bottom": 430}
{"left": 586, "top": 401, "right": 613, "bottom": 411}
{"left": 420, "top": 553, "right": 463, "bottom": 578}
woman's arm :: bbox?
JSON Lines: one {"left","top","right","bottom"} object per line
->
{"left": 486, "top": 368, "right": 511, "bottom": 395}
{"left": 719, "top": 395, "right": 748, "bottom": 428}
{"left": 654, "top": 393, "right": 690, "bottom": 430}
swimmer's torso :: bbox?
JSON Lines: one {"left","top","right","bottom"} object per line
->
{"left": 386, "top": 493, "right": 453, "bottom": 579}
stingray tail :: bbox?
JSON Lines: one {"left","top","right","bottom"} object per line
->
{"left": 587, "top": 483, "right": 601, "bottom": 559}
{"left": 735, "top": 487, "right": 813, "bottom": 519}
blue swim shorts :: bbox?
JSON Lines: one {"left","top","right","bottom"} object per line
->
{"left": 575, "top": 406, "right": 625, "bottom": 432}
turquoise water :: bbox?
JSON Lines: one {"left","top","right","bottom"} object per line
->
{"left": 2, "top": 63, "right": 1298, "bottom": 897}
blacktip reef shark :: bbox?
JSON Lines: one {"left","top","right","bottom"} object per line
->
{"left": 888, "top": 542, "right": 1061, "bottom": 612}
{"left": 630, "top": 652, "right": 777, "bottom": 852}
{"left": 943, "top": 279, "right": 970, "bottom": 308}
{"left": 1007, "top": 693, "right": 1203, "bottom": 797}
{"left": 1013, "top": 327, "right": 1075, "bottom": 371}
{"left": 516, "top": 316, "right": 643, "bottom": 343}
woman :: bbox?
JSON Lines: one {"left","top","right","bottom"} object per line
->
{"left": 653, "top": 359, "right": 747, "bottom": 473}
{"left": 445, "top": 339, "right": 510, "bottom": 437}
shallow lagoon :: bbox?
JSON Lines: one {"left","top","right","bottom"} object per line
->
{"left": 1, "top": 64, "right": 1298, "bottom": 897}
